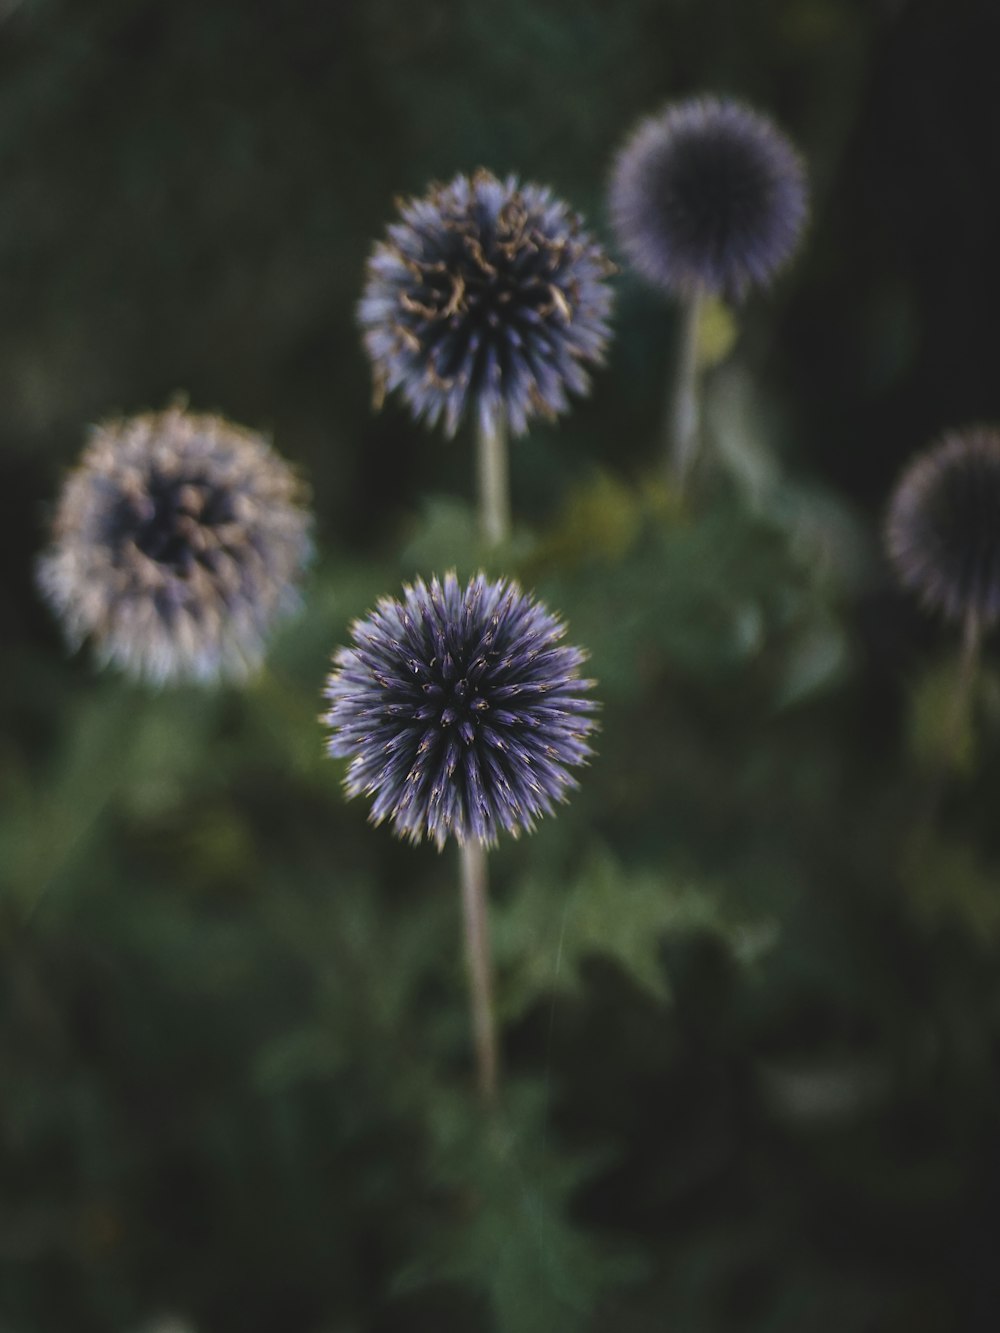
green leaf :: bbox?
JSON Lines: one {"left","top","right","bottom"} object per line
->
{"left": 494, "top": 846, "right": 774, "bottom": 1020}
{"left": 696, "top": 293, "right": 738, "bottom": 370}
{"left": 526, "top": 471, "right": 642, "bottom": 574}
{"left": 394, "top": 1082, "right": 642, "bottom": 1333}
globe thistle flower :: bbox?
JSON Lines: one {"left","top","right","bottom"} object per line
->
{"left": 323, "top": 573, "right": 597, "bottom": 849}
{"left": 886, "top": 427, "right": 1000, "bottom": 628}
{"left": 38, "top": 405, "right": 312, "bottom": 684}
{"left": 609, "top": 96, "right": 808, "bottom": 301}
{"left": 358, "top": 169, "right": 614, "bottom": 439}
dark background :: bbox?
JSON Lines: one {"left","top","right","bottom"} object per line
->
{"left": 4, "top": 1, "right": 1000, "bottom": 1330}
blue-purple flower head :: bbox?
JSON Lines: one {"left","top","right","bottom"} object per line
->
{"left": 358, "top": 169, "right": 614, "bottom": 438}
{"left": 610, "top": 96, "right": 808, "bottom": 301}
{"left": 323, "top": 573, "right": 598, "bottom": 849}
{"left": 886, "top": 426, "right": 1000, "bottom": 628}
{"left": 37, "top": 405, "right": 312, "bottom": 684}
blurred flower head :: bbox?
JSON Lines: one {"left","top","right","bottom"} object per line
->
{"left": 323, "top": 572, "right": 597, "bottom": 848}
{"left": 358, "top": 169, "right": 614, "bottom": 438}
{"left": 609, "top": 96, "right": 808, "bottom": 300}
{"left": 38, "top": 404, "right": 312, "bottom": 684}
{"left": 886, "top": 426, "right": 1000, "bottom": 628}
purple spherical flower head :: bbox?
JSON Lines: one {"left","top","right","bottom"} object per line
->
{"left": 886, "top": 427, "right": 1000, "bottom": 628}
{"left": 37, "top": 405, "right": 312, "bottom": 684}
{"left": 610, "top": 96, "right": 808, "bottom": 301}
{"left": 358, "top": 169, "right": 614, "bottom": 438}
{"left": 323, "top": 573, "right": 598, "bottom": 849}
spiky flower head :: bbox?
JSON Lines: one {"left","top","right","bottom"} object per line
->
{"left": 38, "top": 404, "right": 312, "bottom": 684}
{"left": 358, "top": 169, "right": 614, "bottom": 438}
{"left": 323, "top": 573, "right": 597, "bottom": 849}
{"left": 609, "top": 96, "right": 808, "bottom": 300}
{"left": 886, "top": 427, "right": 1000, "bottom": 628}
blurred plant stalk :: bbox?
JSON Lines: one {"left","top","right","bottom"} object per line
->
{"left": 477, "top": 409, "right": 510, "bottom": 546}
{"left": 460, "top": 839, "right": 499, "bottom": 1104}
{"left": 667, "top": 289, "right": 705, "bottom": 492}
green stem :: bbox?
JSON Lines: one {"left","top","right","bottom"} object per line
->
{"left": 476, "top": 408, "right": 510, "bottom": 546}
{"left": 459, "top": 838, "right": 499, "bottom": 1104}
{"left": 666, "top": 288, "right": 705, "bottom": 491}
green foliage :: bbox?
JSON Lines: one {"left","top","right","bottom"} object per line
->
{"left": 899, "top": 831, "right": 1000, "bottom": 944}
{"left": 696, "top": 295, "right": 739, "bottom": 371}
{"left": 395, "top": 1084, "right": 641, "bottom": 1333}
{"left": 528, "top": 471, "right": 852, "bottom": 708}
{"left": 495, "top": 845, "right": 776, "bottom": 1018}
{"left": 3, "top": 2, "right": 1000, "bottom": 1331}
{"left": 906, "top": 656, "right": 979, "bottom": 776}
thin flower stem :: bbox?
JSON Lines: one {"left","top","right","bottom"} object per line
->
{"left": 459, "top": 838, "right": 499, "bottom": 1104}
{"left": 666, "top": 287, "right": 705, "bottom": 491}
{"left": 476, "top": 408, "right": 510, "bottom": 546}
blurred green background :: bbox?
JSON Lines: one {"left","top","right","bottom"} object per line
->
{"left": 4, "top": 1, "right": 1000, "bottom": 1330}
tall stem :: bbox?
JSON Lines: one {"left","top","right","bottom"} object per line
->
{"left": 476, "top": 408, "right": 510, "bottom": 546}
{"left": 459, "top": 838, "right": 499, "bottom": 1104}
{"left": 666, "top": 288, "right": 705, "bottom": 491}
